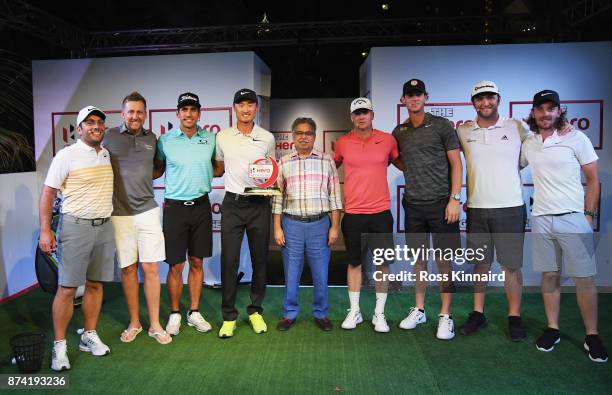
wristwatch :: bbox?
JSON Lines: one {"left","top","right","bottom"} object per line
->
{"left": 450, "top": 193, "right": 461, "bottom": 201}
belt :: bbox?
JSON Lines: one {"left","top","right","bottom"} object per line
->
{"left": 551, "top": 211, "right": 579, "bottom": 216}
{"left": 284, "top": 213, "right": 329, "bottom": 223}
{"left": 164, "top": 194, "right": 209, "bottom": 207}
{"left": 63, "top": 214, "right": 110, "bottom": 226}
{"left": 225, "top": 191, "right": 269, "bottom": 202}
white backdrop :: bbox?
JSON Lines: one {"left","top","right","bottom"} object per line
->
{"left": 3, "top": 42, "right": 611, "bottom": 299}
{"left": 351, "top": 41, "right": 612, "bottom": 286}
{"left": 32, "top": 51, "right": 270, "bottom": 286}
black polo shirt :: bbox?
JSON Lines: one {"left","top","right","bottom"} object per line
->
{"left": 392, "top": 112, "right": 460, "bottom": 205}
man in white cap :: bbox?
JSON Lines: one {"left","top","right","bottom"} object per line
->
{"left": 39, "top": 106, "right": 115, "bottom": 371}
{"left": 456, "top": 81, "right": 530, "bottom": 341}
{"left": 334, "top": 97, "right": 402, "bottom": 333}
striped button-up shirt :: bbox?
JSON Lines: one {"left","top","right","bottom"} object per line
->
{"left": 272, "top": 149, "right": 343, "bottom": 216}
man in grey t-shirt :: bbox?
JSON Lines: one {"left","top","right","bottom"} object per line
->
{"left": 103, "top": 92, "right": 170, "bottom": 345}
{"left": 392, "top": 79, "right": 462, "bottom": 340}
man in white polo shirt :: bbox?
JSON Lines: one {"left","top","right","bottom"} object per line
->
{"left": 39, "top": 106, "right": 115, "bottom": 371}
{"left": 521, "top": 89, "right": 607, "bottom": 363}
{"left": 457, "top": 81, "right": 529, "bottom": 341}
{"left": 215, "top": 88, "right": 276, "bottom": 338}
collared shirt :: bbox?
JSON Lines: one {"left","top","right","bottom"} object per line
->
{"left": 520, "top": 130, "right": 598, "bottom": 216}
{"left": 457, "top": 117, "right": 531, "bottom": 208}
{"left": 156, "top": 127, "right": 215, "bottom": 200}
{"left": 392, "top": 113, "right": 460, "bottom": 204}
{"left": 44, "top": 138, "right": 113, "bottom": 219}
{"left": 103, "top": 123, "right": 158, "bottom": 216}
{"left": 215, "top": 124, "right": 276, "bottom": 194}
{"left": 333, "top": 129, "right": 399, "bottom": 214}
{"left": 272, "top": 149, "right": 343, "bottom": 216}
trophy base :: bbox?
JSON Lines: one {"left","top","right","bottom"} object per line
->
{"left": 243, "top": 187, "right": 282, "bottom": 196}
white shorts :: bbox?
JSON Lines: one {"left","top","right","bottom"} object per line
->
{"left": 112, "top": 207, "right": 165, "bottom": 268}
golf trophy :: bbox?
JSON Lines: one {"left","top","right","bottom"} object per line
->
{"left": 244, "top": 155, "right": 282, "bottom": 196}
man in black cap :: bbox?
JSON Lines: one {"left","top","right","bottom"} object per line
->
{"left": 392, "top": 79, "right": 462, "bottom": 340}
{"left": 521, "top": 89, "right": 607, "bottom": 363}
{"left": 155, "top": 92, "right": 218, "bottom": 336}
{"left": 215, "top": 88, "right": 276, "bottom": 338}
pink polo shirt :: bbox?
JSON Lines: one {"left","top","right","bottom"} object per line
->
{"left": 334, "top": 129, "right": 399, "bottom": 214}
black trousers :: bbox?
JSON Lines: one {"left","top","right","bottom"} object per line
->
{"left": 220, "top": 195, "right": 271, "bottom": 321}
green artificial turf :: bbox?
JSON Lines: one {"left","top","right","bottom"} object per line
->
{"left": 1, "top": 284, "right": 611, "bottom": 394}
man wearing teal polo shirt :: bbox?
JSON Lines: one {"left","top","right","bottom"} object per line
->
{"left": 155, "top": 92, "right": 217, "bottom": 336}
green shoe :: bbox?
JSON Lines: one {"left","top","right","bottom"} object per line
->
{"left": 218, "top": 321, "right": 236, "bottom": 338}
{"left": 248, "top": 313, "right": 268, "bottom": 334}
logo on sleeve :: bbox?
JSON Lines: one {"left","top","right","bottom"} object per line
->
{"left": 501, "top": 135, "right": 509, "bottom": 141}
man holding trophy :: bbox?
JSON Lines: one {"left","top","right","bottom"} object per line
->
{"left": 215, "top": 89, "right": 276, "bottom": 338}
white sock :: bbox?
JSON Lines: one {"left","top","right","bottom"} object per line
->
{"left": 54, "top": 339, "right": 66, "bottom": 345}
{"left": 348, "top": 291, "right": 360, "bottom": 312}
{"left": 375, "top": 292, "right": 387, "bottom": 315}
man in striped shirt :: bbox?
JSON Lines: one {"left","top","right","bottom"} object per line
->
{"left": 39, "top": 106, "right": 115, "bottom": 371}
{"left": 272, "top": 117, "right": 342, "bottom": 332}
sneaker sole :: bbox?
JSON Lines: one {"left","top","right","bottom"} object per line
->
{"left": 459, "top": 320, "right": 488, "bottom": 335}
{"left": 51, "top": 363, "right": 70, "bottom": 371}
{"left": 187, "top": 322, "right": 212, "bottom": 333}
{"left": 536, "top": 337, "right": 560, "bottom": 352}
{"left": 510, "top": 332, "right": 527, "bottom": 342}
{"left": 437, "top": 330, "right": 456, "bottom": 340}
{"left": 78, "top": 344, "right": 110, "bottom": 356}
{"left": 398, "top": 319, "right": 426, "bottom": 330}
{"left": 341, "top": 317, "right": 364, "bottom": 330}
{"left": 584, "top": 342, "right": 609, "bottom": 363}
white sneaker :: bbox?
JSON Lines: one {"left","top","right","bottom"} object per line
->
{"left": 186, "top": 311, "right": 212, "bottom": 333}
{"left": 341, "top": 309, "right": 363, "bottom": 329}
{"left": 79, "top": 330, "right": 110, "bottom": 356}
{"left": 166, "top": 313, "right": 181, "bottom": 335}
{"left": 399, "top": 307, "right": 426, "bottom": 330}
{"left": 372, "top": 313, "right": 390, "bottom": 333}
{"left": 51, "top": 340, "right": 70, "bottom": 371}
{"left": 436, "top": 314, "right": 455, "bottom": 340}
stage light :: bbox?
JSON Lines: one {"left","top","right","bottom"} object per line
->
{"left": 361, "top": 51, "right": 368, "bottom": 57}
{"left": 381, "top": 4, "right": 389, "bottom": 11}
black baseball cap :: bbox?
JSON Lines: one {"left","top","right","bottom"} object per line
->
{"left": 403, "top": 79, "right": 426, "bottom": 95}
{"left": 532, "top": 89, "right": 560, "bottom": 108}
{"left": 233, "top": 88, "right": 258, "bottom": 104}
{"left": 177, "top": 92, "right": 201, "bottom": 109}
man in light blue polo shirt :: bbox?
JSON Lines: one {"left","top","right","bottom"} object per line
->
{"left": 154, "top": 92, "right": 218, "bottom": 336}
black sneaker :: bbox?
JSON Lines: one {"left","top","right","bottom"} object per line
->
{"left": 459, "top": 311, "right": 487, "bottom": 335}
{"left": 508, "top": 316, "right": 527, "bottom": 342}
{"left": 535, "top": 328, "right": 560, "bottom": 352}
{"left": 584, "top": 335, "right": 608, "bottom": 363}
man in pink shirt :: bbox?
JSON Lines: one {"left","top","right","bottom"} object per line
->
{"left": 334, "top": 97, "right": 403, "bottom": 332}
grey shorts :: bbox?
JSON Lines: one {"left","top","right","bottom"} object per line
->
{"left": 56, "top": 215, "right": 116, "bottom": 287}
{"left": 531, "top": 213, "right": 596, "bottom": 278}
{"left": 466, "top": 205, "right": 526, "bottom": 269}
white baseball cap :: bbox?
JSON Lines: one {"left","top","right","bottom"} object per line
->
{"left": 77, "top": 105, "right": 106, "bottom": 125}
{"left": 471, "top": 80, "right": 500, "bottom": 98}
{"left": 350, "top": 97, "right": 373, "bottom": 113}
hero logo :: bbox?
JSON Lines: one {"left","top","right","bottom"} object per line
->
{"left": 51, "top": 111, "right": 122, "bottom": 155}
{"left": 396, "top": 102, "right": 473, "bottom": 128}
{"left": 509, "top": 100, "right": 603, "bottom": 149}
{"left": 271, "top": 131, "right": 294, "bottom": 158}
{"left": 149, "top": 107, "right": 232, "bottom": 137}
